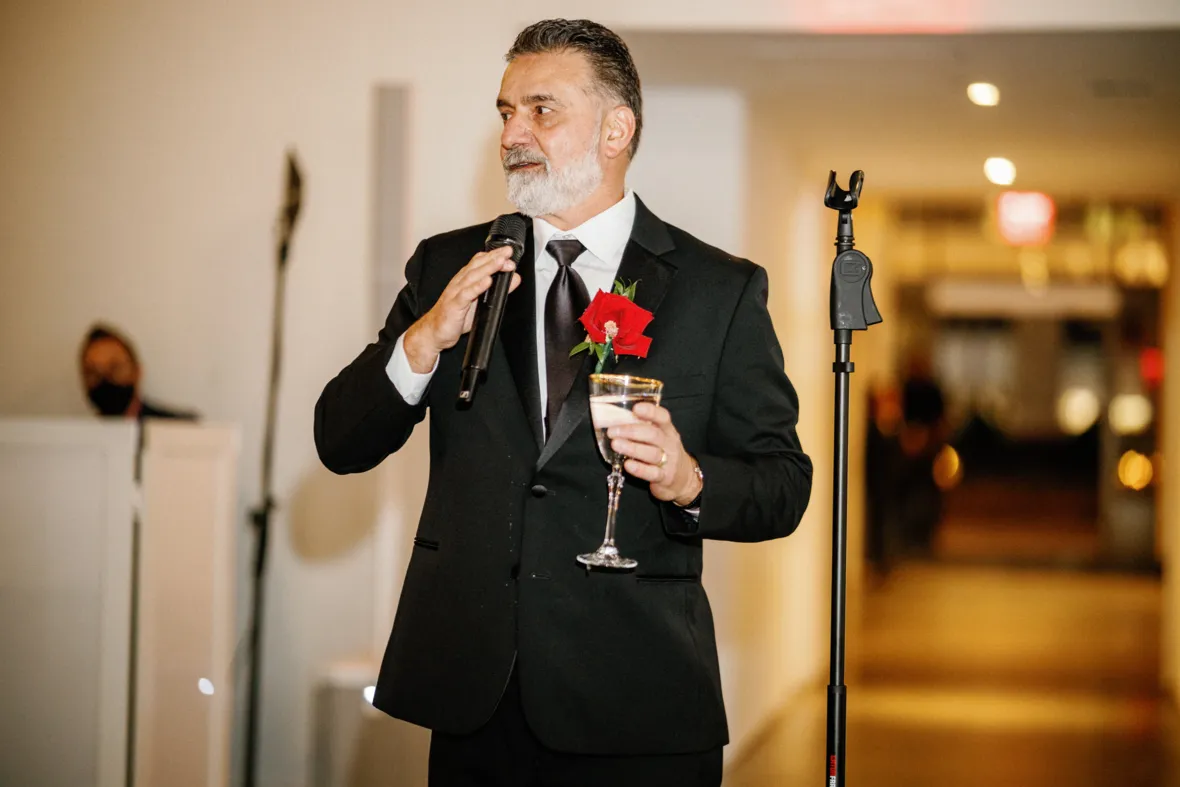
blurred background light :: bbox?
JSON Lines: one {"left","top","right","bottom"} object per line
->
{"left": 985, "top": 157, "right": 1017, "bottom": 185}
{"left": 1115, "top": 239, "right": 1170, "bottom": 287}
{"left": 997, "top": 191, "right": 1056, "bottom": 246}
{"left": 198, "top": 678, "right": 215, "bottom": 696}
{"left": 968, "top": 82, "right": 1001, "bottom": 106}
{"left": 1019, "top": 248, "right": 1051, "bottom": 292}
{"left": 1118, "top": 450, "right": 1154, "bottom": 491}
{"left": 932, "top": 445, "right": 964, "bottom": 490}
{"left": 1056, "top": 387, "right": 1100, "bottom": 435}
{"left": 1140, "top": 347, "right": 1165, "bottom": 388}
{"left": 1108, "top": 394, "right": 1153, "bottom": 436}
{"left": 1084, "top": 204, "right": 1116, "bottom": 245}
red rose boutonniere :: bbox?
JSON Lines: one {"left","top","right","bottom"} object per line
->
{"left": 569, "top": 279, "right": 654, "bottom": 374}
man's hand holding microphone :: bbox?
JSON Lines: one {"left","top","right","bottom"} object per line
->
{"left": 403, "top": 244, "right": 521, "bottom": 374}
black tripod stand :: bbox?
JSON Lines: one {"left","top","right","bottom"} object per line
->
{"left": 824, "top": 170, "right": 881, "bottom": 787}
{"left": 243, "top": 150, "right": 303, "bottom": 787}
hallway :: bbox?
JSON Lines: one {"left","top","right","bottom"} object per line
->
{"left": 727, "top": 562, "right": 1175, "bottom": 786}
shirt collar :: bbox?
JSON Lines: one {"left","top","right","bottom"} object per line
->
{"left": 533, "top": 189, "right": 636, "bottom": 269}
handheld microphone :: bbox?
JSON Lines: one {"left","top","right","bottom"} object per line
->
{"left": 459, "top": 213, "right": 528, "bottom": 403}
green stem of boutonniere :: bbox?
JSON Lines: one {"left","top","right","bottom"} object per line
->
{"left": 594, "top": 337, "right": 613, "bottom": 374}
{"left": 570, "top": 330, "right": 617, "bottom": 373}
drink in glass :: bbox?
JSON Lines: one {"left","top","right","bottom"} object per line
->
{"left": 578, "top": 373, "right": 664, "bottom": 569}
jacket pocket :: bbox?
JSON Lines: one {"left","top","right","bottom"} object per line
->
{"left": 412, "top": 536, "right": 439, "bottom": 551}
{"left": 659, "top": 373, "right": 708, "bottom": 401}
{"left": 636, "top": 574, "right": 700, "bottom": 584}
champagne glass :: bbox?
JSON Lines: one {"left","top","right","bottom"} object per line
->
{"left": 578, "top": 373, "right": 664, "bottom": 570}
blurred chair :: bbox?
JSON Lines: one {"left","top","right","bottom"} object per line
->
{"left": 313, "top": 662, "right": 429, "bottom": 787}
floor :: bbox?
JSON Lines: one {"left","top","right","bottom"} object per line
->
{"left": 725, "top": 562, "right": 1174, "bottom": 786}
{"left": 934, "top": 478, "right": 1105, "bottom": 566}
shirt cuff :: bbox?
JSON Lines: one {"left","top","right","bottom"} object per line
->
{"left": 386, "top": 333, "right": 437, "bottom": 406}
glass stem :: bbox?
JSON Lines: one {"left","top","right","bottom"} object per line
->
{"left": 602, "top": 458, "right": 625, "bottom": 550}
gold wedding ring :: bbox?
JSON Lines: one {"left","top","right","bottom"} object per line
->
{"left": 658, "top": 450, "right": 668, "bottom": 468}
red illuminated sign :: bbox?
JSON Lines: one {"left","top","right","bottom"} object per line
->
{"left": 997, "top": 191, "right": 1055, "bottom": 246}
{"left": 799, "top": 0, "right": 979, "bottom": 32}
{"left": 1141, "top": 347, "right": 1163, "bottom": 388}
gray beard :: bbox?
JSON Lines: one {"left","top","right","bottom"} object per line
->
{"left": 504, "top": 137, "right": 604, "bottom": 218}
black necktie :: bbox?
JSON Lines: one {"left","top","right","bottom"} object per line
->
{"left": 544, "top": 238, "right": 590, "bottom": 436}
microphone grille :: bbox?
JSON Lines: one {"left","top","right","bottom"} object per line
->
{"left": 488, "top": 213, "right": 528, "bottom": 243}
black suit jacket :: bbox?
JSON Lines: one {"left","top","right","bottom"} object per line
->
{"left": 314, "top": 197, "right": 812, "bottom": 756}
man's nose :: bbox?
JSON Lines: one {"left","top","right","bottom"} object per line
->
{"left": 501, "top": 114, "right": 533, "bottom": 151}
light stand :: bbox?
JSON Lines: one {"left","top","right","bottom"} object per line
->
{"left": 244, "top": 150, "right": 302, "bottom": 787}
{"left": 823, "top": 170, "right": 881, "bottom": 787}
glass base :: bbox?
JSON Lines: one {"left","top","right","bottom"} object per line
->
{"left": 577, "top": 545, "right": 638, "bottom": 570}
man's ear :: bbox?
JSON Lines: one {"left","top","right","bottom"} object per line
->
{"left": 602, "top": 105, "right": 636, "bottom": 160}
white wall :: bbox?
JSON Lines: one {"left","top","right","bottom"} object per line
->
{"left": 5, "top": 2, "right": 1180, "bottom": 785}
{"left": 627, "top": 89, "right": 749, "bottom": 255}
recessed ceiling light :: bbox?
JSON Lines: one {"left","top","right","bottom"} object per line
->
{"left": 968, "top": 82, "right": 1000, "bottom": 106}
{"left": 984, "top": 157, "right": 1016, "bottom": 185}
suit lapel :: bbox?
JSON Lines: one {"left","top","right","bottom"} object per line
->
{"left": 535, "top": 198, "right": 677, "bottom": 472}
{"left": 534, "top": 346, "right": 595, "bottom": 471}
{"left": 499, "top": 228, "right": 544, "bottom": 451}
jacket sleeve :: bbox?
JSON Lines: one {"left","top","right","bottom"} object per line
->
{"left": 314, "top": 240, "right": 432, "bottom": 475}
{"left": 661, "top": 264, "right": 813, "bottom": 542}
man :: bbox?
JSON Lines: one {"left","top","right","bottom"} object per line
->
{"left": 315, "top": 19, "right": 812, "bottom": 787}
{"left": 79, "top": 323, "right": 196, "bottom": 420}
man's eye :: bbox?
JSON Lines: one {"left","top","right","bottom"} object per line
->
{"left": 536, "top": 106, "right": 552, "bottom": 115}
{"left": 500, "top": 112, "right": 510, "bottom": 122}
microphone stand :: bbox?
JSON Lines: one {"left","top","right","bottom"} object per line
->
{"left": 823, "top": 170, "right": 881, "bottom": 787}
{"left": 244, "top": 150, "right": 302, "bottom": 787}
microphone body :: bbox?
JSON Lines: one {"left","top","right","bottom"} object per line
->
{"left": 459, "top": 213, "right": 528, "bottom": 403}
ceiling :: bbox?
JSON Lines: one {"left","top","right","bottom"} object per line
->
{"left": 623, "top": 30, "right": 1180, "bottom": 199}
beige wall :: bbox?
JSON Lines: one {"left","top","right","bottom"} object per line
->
{"left": 5, "top": 1, "right": 1180, "bottom": 785}
{"left": 728, "top": 105, "right": 833, "bottom": 749}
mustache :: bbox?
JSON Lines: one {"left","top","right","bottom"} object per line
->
{"left": 503, "top": 147, "right": 548, "bottom": 172}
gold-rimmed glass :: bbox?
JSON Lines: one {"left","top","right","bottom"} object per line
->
{"left": 578, "top": 373, "right": 664, "bottom": 570}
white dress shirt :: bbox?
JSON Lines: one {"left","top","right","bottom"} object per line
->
{"left": 386, "top": 189, "right": 636, "bottom": 427}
